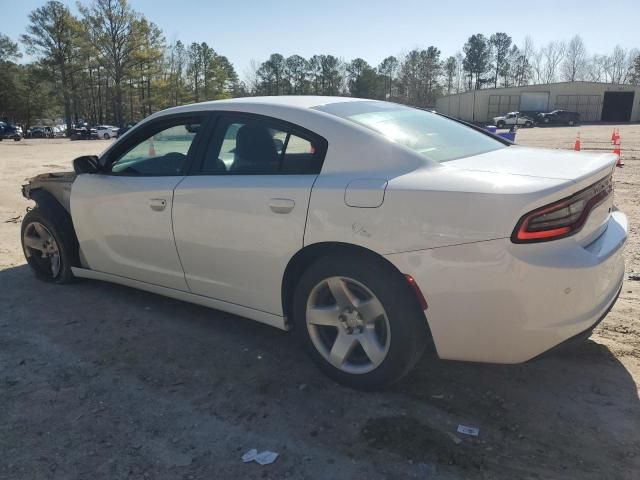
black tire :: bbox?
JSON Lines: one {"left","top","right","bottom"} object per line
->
{"left": 103, "top": 133, "right": 110, "bottom": 139}
{"left": 21, "top": 206, "right": 78, "bottom": 284}
{"left": 524, "top": 121, "right": 532, "bottom": 128}
{"left": 292, "top": 254, "right": 429, "bottom": 390}
{"left": 496, "top": 120, "right": 505, "bottom": 128}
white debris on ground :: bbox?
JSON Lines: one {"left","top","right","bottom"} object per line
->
{"left": 457, "top": 425, "right": 480, "bottom": 437}
{"left": 242, "top": 448, "right": 279, "bottom": 465}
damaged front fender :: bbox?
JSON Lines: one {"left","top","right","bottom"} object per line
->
{"left": 22, "top": 172, "right": 77, "bottom": 214}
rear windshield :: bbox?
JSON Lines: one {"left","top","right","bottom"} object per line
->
{"left": 314, "top": 101, "right": 506, "bottom": 163}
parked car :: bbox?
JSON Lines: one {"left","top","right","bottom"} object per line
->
{"left": 52, "top": 126, "right": 66, "bottom": 137}
{"left": 95, "top": 125, "right": 119, "bottom": 139}
{"left": 20, "top": 97, "right": 627, "bottom": 389}
{"left": 536, "top": 110, "right": 580, "bottom": 126}
{"left": 492, "top": 112, "right": 534, "bottom": 129}
{"left": 0, "top": 124, "right": 23, "bottom": 141}
{"left": 28, "top": 126, "right": 56, "bottom": 138}
{"left": 69, "top": 127, "right": 98, "bottom": 140}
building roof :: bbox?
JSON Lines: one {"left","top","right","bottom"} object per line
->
{"left": 438, "top": 81, "right": 640, "bottom": 99}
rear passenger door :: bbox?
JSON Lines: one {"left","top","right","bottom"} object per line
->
{"left": 172, "top": 113, "right": 328, "bottom": 316}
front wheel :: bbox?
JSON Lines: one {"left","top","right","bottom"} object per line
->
{"left": 496, "top": 120, "right": 505, "bottom": 128}
{"left": 293, "top": 255, "right": 429, "bottom": 390}
{"left": 21, "top": 207, "right": 76, "bottom": 284}
{"left": 103, "top": 133, "right": 110, "bottom": 139}
{"left": 524, "top": 121, "right": 533, "bottom": 128}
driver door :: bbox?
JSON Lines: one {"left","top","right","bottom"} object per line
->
{"left": 71, "top": 113, "right": 210, "bottom": 291}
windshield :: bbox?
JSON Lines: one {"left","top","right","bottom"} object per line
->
{"left": 314, "top": 101, "right": 506, "bottom": 163}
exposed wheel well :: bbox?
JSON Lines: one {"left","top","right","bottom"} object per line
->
{"left": 28, "top": 189, "right": 81, "bottom": 267}
{"left": 281, "top": 242, "right": 432, "bottom": 338}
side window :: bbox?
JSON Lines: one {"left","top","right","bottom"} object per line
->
{"left": 281, "top": 134, "right": 315, "bottom": 174}
{"left": 202, "top": 117, "right": 324, "bottom": 175}
{"left": 110, "top": 121, "right": 202, "bottom": 176}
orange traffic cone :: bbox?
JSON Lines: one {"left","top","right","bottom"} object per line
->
{"left": 574, "top": 132, "right": 581, "bottom": 151}
{"left": 613, "top": 138, "right": 624, "bottom": 167}
{"left": 611, "top": 128, "right": 620, "bottom": 144}
{"left": 148, "top": 137, "right": 156, "bottom": 157}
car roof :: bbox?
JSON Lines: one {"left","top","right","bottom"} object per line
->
{"left": 200, "top": 95, "right": 366, "bottom": 109}
{"left": 156, "top": 95, "right": 369, "bottom": 117}
{"left": 139, "top": 96, "right": 382, "bottom": 135}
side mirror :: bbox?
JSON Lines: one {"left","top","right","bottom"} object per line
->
{"left": 73, "top": 155, "right": 100, "bottom": 174}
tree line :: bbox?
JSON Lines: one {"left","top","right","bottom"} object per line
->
{"left": 1, "top": 0, "right": 640, "bottom": 130}
{"left": 249, "top": 34, "right": 640, "bottom": 107}
{"left": 0, "top": 0, "right": 241, "bottom": 132}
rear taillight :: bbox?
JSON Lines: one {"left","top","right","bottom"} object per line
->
{"left": 512, "top": 175, "right": 612, "bottom": 243}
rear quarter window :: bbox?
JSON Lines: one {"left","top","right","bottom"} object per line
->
{"left": 315, "top": 101, "right": 506, "bottom": 163}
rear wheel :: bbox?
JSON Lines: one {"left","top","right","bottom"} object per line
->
{"left": 293, "top": 255, "right": 429, "bottom": 390}
{"left": 21, "top": 208, "right": 76, "bottom": 284}
{"left": 524, "top": 121, "right": 533, "bottom": 128}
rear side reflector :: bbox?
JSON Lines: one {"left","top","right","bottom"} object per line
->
{"left": 512, "top": 175, "right": 613, "bottom": 243}
{"left": 405, "top": 274, "right": 428, "bottom": 310}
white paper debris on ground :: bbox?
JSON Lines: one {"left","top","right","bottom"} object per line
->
{"left": 242, "top": 449, "right": 258, "bottom": 463}
{"left": 242, "top": 448, "right": 279, "bottom": 465}
{"left": 254, "top": 451, "right": 278, "bottom": 465}
{"left": 457, "top": 424, "right": 480, "bottom": 436}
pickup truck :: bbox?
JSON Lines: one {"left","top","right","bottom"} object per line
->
{"left": 492, "top": 112, "right": 534, "bottom": 129}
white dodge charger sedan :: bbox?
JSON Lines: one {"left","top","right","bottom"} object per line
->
{"left": 21, "top": 96, "right": 627, "bottom": 389}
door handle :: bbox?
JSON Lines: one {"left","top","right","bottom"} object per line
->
{"left": 149, "top": 198, "right": 167, "bottom": 211}
{"left": 269, "top": 198, "right": 295, "bottom": 214}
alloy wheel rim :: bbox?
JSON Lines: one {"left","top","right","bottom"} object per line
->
{"left": 306, "top": 276, "right": 390, "bottom": 374}
{"left": 23, "top": 221, "right": 61, "bottom": 278}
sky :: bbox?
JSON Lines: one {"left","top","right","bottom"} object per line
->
{"left": 2, "top": 0, "right": 639, "bottom": 81}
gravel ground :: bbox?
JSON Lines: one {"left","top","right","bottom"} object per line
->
{"left": 0, "top": 125, "right": 639, "bottom": 480}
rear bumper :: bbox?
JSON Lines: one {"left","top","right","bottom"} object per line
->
{"left": 385, "top": 211, "right": 628, "bottom": 363}
{"left": 531, "top": 281, "right": 622, "bottom": 360}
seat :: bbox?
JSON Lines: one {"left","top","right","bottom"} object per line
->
{"left": 231, "top": 124, "right": 279, "bottom": 174}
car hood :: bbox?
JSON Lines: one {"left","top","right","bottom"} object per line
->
{"left": 446, "top": 146, "right": 617, "bottom": 185}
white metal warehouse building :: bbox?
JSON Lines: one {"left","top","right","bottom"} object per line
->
{"left": 435, "top": 81, "right": 640, "bottom": 123}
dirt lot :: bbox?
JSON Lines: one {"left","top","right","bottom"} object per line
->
{"left": 1, "top": 126, "right": 639, "bottom": 479}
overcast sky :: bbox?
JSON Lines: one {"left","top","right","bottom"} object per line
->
{"left": 2, "top": 0, "right": 638, "bottom": 80}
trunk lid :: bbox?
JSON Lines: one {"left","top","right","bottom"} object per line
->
{"left": 446, "top": 146, "right": 618, "bottom": 245}
{"left": 447, "top": 146, "right": 617, "bottom": 187}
